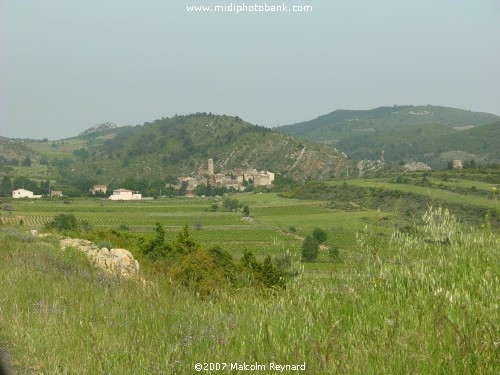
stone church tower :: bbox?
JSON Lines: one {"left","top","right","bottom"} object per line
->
{"left": 208, "top": 158, "right": 214, "bottom": 175}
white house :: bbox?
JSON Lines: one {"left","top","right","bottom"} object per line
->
{"left": 12, "top": 189, "right": 42, "bottom": 199}
{"left": 108, "top": 188, "right": 142, "bottom": 201}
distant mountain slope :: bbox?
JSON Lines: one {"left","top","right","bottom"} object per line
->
{"left": 336, "top": 121, "right": 500, "bottom": 166}
{"left": 276, "top": 105, "right": 498, "bottom": 141}
{"left": 0, "top": 136, "right": 43, "bottom": 165}
{"left": 276, "top": 105, "right": 499, "bottom": 165}
{"left": 79, "top": 122, "right": 118, "bottom": 137}
{"left": 55, "top": 113, "right": 348, "bottom": 184}
{"left": 433, "top": 121, "right": 500, "bottom": 162}
{"left": 336, "top": 123, "right": 456, "bottom": 161}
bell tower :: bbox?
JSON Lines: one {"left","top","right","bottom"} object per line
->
{"left": 208, "top": 158, "right": 214, "bottom": 175}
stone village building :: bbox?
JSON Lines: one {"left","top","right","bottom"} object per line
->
{"left": 173, "top": 159, "right": 275, "bottom": 194}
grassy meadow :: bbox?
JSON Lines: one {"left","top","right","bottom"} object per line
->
{"left": 0, "top": 182, "right": 499, "bottom": 373}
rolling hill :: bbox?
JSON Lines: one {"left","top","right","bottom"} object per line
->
{"left": 0, "top": 136, "right": 45, "bottom": 165}
{"left": 12, "top": 113, "right": 348, "bottom": 191}
{"left": 276, "top": 105, "right": 499, "bottom": 166}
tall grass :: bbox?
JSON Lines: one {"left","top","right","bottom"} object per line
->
{"left": 0, "top": 205, "right": 498, "bottom": 374}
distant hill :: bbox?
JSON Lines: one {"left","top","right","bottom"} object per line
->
{"left": 0, "top": 136, "right": 44, "bottom": 165}
{"left": 79, "top": 122, "right": 118, "bottom": 137}
{"left": 276, "top": 105, "right": 499, "bottom": 166}
{"left": 22, "top": 113, "right": 348, "bottom": 188}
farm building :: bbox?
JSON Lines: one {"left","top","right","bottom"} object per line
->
{"left": 90, "top": 184, "right": 108, "bottom": 195}
{"left": 108, "top": 188, "right": 142, "bottom": 201}
{"left": 50, "top": 190, "right": 63, "bottom": 197}
{"left": 452, "top": 160, "right": 463, "bottom": 170}
{"left": 12, "top": 189, "right": 42, "bottom": 199}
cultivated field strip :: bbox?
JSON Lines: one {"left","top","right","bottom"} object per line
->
{"left": 4, "top": 213, "right": 249, "bottom": 228}
{"left": 327, "top": 180, "right": 497, "bottom": 209}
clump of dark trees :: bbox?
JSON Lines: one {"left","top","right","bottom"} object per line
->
{"left": 139, "top": 223, "right": 287, "bottom": 295}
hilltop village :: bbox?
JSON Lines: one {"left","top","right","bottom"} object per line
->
{"left": 11, "top": 159, "right": 275, "bottom": 201}
{"left": 175, "top": 159, "right": 275, "bottom": 196}
{"left": 87, "top": 159, "right": 275, "bottom": 200}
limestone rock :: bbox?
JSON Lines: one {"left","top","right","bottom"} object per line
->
{"left": 59, "top": 238, "right": 140, "bottom": 279}
{"left": 403, "top": 162, "right": 431, "bottom": 172}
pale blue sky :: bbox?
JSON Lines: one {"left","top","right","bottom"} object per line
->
{"left": 1, "top": 0, "right": 499, "bottom": 139}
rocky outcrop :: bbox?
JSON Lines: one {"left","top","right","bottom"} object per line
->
{"left": 403, "top": 162, "right": 431, "bottom": 172}
{"left": 79, "top": 122, "right": 117, "bottom": 136}
{"left": 59, "top": 238, "right": 139, "bottom": 279}
{"left": 357, "top": 160, "right": 385, "bottom": 176}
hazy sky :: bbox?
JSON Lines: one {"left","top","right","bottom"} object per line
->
{"left": 1, "top": 0, "right": 499, "bottom": 139}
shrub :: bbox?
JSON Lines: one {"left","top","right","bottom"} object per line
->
{"left": 170, "top": 247, "right": 231, "bottom": 295}
{"left": 241, "top": 250, "right": 286, "bottom": 289}
{"left": 96, "top": 240, "right": 113, "bottom": 250}
{"left": 0, "top": 203, "right": 15, "bottom": 212}
{"left": 301, "top": 235, "right": 319, "bottom": 262}
{"left": 141, "top": 222, "right": 172, "bottom": 260}
{"left": 45, "top": 214, "right": 78, "bottom": 233}
{"left": 312, "top": 228, "right": 327, "bottom": 244}
{"left": 222, "top": 198, "right": 241, "bottom": 212}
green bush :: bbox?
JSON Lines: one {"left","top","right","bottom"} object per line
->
{"left": 301, "top": 235, "right": 319, "bottom": 262}
{"left": 241, "top": 250, "right": 286, "bottom": 289}
{"left": 141, "top": 222, "right": 172, "bottom": 260}
{"left": 312, "top": 228, "right": 327, "bottom": 244}
{"left": 45, "top": 214, "right": 78, "bottom": 233}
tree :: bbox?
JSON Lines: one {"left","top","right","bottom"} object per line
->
{"left": 1, "top": 176, "right": 12, "bottom": 197}
{"left": 141, "top": 222, "right": 172, "bottom": 260}
{"left": 222, "top": 198, "right": 241, "bottom": 212}
{"left": 39, "top": 180, "right": 50, "bottom": 195}
{"left": 22, "top": 155, "right": 32, "bottom": 167}
{"left": 301, "top": 235, "right": 319, "bottom": 262}
{"left": 242, "top": 206, "right": 250, "bottom": 217}
{"left": 13, "top": 177, "right": 38, "bottom": 192}
{"left": 173, "top": 224, "right": 198, "bottom": 254}
{"left": 312, "top": 228, "right": 327, "bottom": 244}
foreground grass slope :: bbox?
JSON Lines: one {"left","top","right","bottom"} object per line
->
{"left": 1, "top": 205, "right": 498, "bottom": 374}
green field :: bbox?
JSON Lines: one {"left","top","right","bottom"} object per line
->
{"left": 1, "top": 179, "right": 499, "bottom": 373}
{"left": 1, "top": 201, "right": 498, "bottom": 373}
{"left": 327, "top": 180, "right": 497, "bottom": 209}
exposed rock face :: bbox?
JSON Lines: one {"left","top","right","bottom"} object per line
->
{"left": 357, "top": 160, "right": 385, "bottom": 176}
{"left": 59, "top": 238, "right": 139, "bottom": 279}
{"left": 403, "top": 162, "right": 431, "bottom": 172}
{"left": 79, "top": 122, "right": 117, "bottom": 136}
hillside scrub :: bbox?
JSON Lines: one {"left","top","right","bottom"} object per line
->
{"left": 89, "top": 223, "right": 288, "bottom": 294}
{"left": 280, "top": 180, "right": 499, "bottom": 229}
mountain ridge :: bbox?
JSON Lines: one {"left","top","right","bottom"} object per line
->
{"left": 275, "top": 105, "right": 500, "bottom": 165}
{"left": 2, "top": 113, "right": 348, "bottom": 195}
